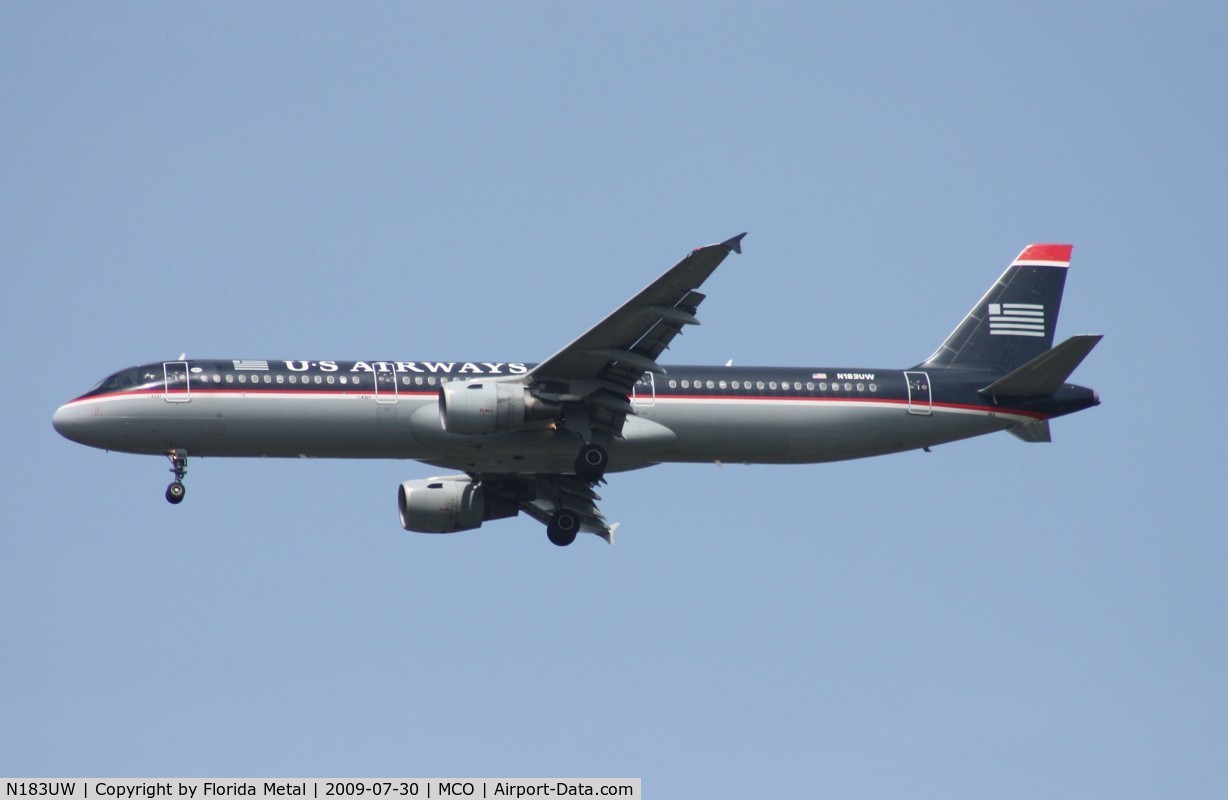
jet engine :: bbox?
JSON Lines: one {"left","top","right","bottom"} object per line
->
{"left": 398, "top": 475, "right": 517, "bottom": 533}
{"left": 438, "top": 381, "right": 559, "bottom": 435}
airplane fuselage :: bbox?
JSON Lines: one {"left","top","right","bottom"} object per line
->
{"left": 53, "top": 358, "right": 1098, "bottom": 474}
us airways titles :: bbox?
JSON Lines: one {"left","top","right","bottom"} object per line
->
{"left": 276, "top": 361, "right": 528, "bottom": 375}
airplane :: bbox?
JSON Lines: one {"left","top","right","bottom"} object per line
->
{"left": 52, "top": 235, "right": 1101, "bottom": 546}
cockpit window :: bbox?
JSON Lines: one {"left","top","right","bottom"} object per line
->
{"left": 89, "top": 367, "right": 144, "bottom": 394}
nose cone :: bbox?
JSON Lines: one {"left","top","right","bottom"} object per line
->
{"left": 52, "top": 402, "right": 82, "bottom": 442}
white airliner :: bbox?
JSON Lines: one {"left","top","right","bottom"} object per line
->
{"left": 53, "top": 235, "right": 1100, "bottom": 545}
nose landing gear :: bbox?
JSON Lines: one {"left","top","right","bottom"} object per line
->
{"left": 165, "top": 449, "right": 187, "bottom": 504}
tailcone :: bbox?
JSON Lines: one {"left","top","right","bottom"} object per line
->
{"left": 1011, "top": 384, "right": 1100, "bottom": 420}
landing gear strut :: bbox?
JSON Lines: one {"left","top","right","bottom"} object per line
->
{"left": 547, "top": 508, "right": 580, "bottom": 547}
{"left": 165, "top": 449, "right": 187, "bottom": 504}
{"left": 574, "top": 443, "right": 608, "bottom": 483}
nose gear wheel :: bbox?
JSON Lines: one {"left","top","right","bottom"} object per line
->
{"left": 165, "top": 449, "right": 188, "bottom": 504}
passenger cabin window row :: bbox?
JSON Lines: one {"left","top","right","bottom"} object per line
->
{"left": 175, "top": 372, "right": 881, "bottom": 394}
{"left": 159, "top": 369, "right": 880, "bottom": 396}
{"left": 664, "top": 379, "right": 878, "bottom": 394}
{"left": 183, "top": 372, "right": 473, "bottom": 389}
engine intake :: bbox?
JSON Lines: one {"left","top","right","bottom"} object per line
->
{"left": 398, "top": 476, "right": 517, "bottom": 533}
{"left": 439, "top": 381, "right": 559, "bottom": 435}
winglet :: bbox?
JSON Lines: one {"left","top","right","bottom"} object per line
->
{"left": 722, "top": 232, "right": 747, "bottom": 254}
{"left": 591, "top": 522, "right": 620, "bottom": 545}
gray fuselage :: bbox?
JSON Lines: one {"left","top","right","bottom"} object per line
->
{"left": 53, "top": 359, "right": 1089, "bottom": 476}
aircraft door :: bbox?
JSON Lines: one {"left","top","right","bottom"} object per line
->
{"left": 374, "top": 366, "right": 399, "bottom": 405}
{"left": 163, "top": 361, "right": 190, "bottom": 403}
{"left": 904, "top": 371, "right": 932, "bottom": 416}
{"left": 631, "top": 372, "right": 656, "bottom": 409}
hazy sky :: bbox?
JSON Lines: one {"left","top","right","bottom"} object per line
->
{"left": 3, "top": 3, "right": 1226, "bottom": 797}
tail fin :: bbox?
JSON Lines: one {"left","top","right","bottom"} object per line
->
{"left": 920, "top": 244, "right": 1072, "bottom": 373}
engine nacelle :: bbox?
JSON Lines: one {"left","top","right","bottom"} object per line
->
{"left": 398, "top": 476, "right": 486, "bottom": 533}
{"left": 397, "top": 475, "right": 519, "bottom": 534}
{"left": 438, "top": 381, "right": 559, "bottom": 435}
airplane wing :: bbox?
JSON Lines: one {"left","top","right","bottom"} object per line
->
{"left": 527, "top": 233, "right": 745, "bottom": 439}
{"left": 483, "top": 234, "right": 746, "bottom": 543}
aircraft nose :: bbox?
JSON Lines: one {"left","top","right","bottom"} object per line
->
{"left": 52, "top": 402, "right": 80, "bottom": 441}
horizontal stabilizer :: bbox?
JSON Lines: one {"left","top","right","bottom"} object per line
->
{"left": 1007, "top": 420, "right": 1052, "bottom": 443}
{"left": 980, "top": 334, "right": 1102, "bottom": 397}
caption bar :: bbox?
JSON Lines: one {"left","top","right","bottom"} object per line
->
{"left": 3, "top": 782, "right": 639, "bottom": 800}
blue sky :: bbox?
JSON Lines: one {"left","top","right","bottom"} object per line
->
{"left": 3, "top": 3, "right": 1225, "bottom": 796}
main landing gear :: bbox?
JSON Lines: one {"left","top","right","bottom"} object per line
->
{"left": 165, "top": 449, "right": 187, "bottom": 504}
{"left": 547, "top": 508, "right": 580, "bottom": 547}
{"left": 574, "top": 443, "right": 608, "bottom": 483}
{"left": 545, "top": 443, "right": 608, "bottom": 546}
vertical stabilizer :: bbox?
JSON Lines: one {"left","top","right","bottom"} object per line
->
{"left": 921, "top": 244, "right": 1072, "bottom": 374}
